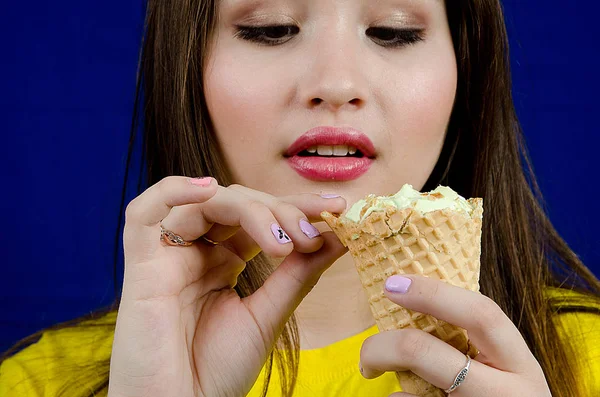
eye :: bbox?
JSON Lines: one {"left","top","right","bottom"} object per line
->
{"left": 366, "top": 27, "right": 425, "bottom": 48}
{"left": 234, "top": 25, "right": 300, "bottom": 46}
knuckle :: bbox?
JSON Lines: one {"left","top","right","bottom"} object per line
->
{"left": 395, "top": 329, "right": 431, "bottom": 361}
{"left": 278, "top": 241, "right": 295, "bottom": 257}
{"left": 247, "top": 199, "right": 270, "bottom": 217}
{"left": 159, "top": 175, "right": 178, "bottom": 189}
{"left": 228, "top": 183, "right": 243, "bottom": 191}
{"left": 124, "top": 198, "right": 144, "bottom": 222}
{"left": 359, "top": 336, "right": 376, "bottom": 366}
{"left": 469, "top": 295, "right": 504, "bottom": 331}
{"left": 154, "top": 176, "right": 170, "bottom": 196}
{"left": 273, "top": 200, "right": 300, "bottom": 216}
{"left": 280, "top": 193, "right": 310, "bottom": 207}
{"left": 280, "top": 264, "right": 304, "bottom": 289}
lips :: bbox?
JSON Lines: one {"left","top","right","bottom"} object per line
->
{"left": 285, "top": 126, "right": 376, "bottom": 158}
{"left": 284, "top": 126, "right": 376, "bottom": 182}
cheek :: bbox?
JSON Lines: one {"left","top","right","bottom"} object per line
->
{"left": 407, "top": 65, "right": 456, "bottom": 142}
{"left": 204, "top": 49, "right": 293, "bottom": 183}
{"left": 204, "top": 52, "right": 285, "bottom": 150}
{"left": 382, "top": 51, "right": 457, "bottom": 178}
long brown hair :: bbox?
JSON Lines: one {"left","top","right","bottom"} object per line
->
{"left": 3, "top": 1, "right": 599, "bottom": 396}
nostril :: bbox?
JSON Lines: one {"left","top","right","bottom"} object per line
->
{"left": 309, "top": 97, "right": 362, "bottom": 107}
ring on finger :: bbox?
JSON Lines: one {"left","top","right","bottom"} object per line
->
{"left": 199, "top": 235, "right": 220, "bottom": 246}
{"left": 444, "top": 354, "right": 471, "bottom": 394}
{"left": 160, "top": 224, "right": 194, "bottom": 247}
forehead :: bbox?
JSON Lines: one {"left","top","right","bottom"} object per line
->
{"left": 218, "top": 0, "right": 444, "bottom": 25}
{"left": 220, "top": 0, "right": 442, "bottom": 12}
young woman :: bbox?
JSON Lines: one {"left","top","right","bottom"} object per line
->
{"left": 2, "top": 0, "right": 599, "bottom": 396}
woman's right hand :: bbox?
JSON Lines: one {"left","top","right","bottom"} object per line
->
{"left": 108, "top": 177, "right": 348, "bottom": 397}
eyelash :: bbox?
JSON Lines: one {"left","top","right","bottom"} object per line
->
{"left": 234, "top": 25, "right": 425, "bottom": 48}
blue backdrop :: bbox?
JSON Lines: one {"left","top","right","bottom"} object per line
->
{"left": 1, "top": 1, "right": 598, "bottom": 353}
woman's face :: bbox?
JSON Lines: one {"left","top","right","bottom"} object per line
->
{"left": 204, "top": 0, "right": 456, "bottom": 207}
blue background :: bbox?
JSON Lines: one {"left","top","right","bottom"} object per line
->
{"left": 1, "top": 1, "right": 598, "bottom": 353}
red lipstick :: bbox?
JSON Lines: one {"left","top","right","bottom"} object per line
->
{"left": 285, "top": 126, "right": 376, "bottom": 182}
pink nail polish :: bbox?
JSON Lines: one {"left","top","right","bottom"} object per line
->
{"left": 320, "top": 194, "right": 341, "bottom": 199}
{"left": 190, "top": 177, "right": 212, "bottom": 187}
{"left": 385, "top": 275, "right": 412, "bottom": 294}
{"left": 299, "top": 219, "right": 320, "bottom": 239}
{"left": 271, "top": 223, "right": 292, "bottom": 244}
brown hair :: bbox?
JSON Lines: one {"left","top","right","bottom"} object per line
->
{"left": 3, "top": 1, "right": 599, "bottom": 396}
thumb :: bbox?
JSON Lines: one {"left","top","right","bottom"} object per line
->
{"left": 242, "top": 231, "right": 347, "bottom": 341}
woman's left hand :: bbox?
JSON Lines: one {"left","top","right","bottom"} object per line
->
{"left": 359, "top": 275, "right": 552, "bottom": 396}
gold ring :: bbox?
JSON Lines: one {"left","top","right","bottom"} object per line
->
{"left": 160, "top": 225, "right": 193, "bottom": 247}
{"left": 199, "top": 235, "right": 220, "bottom": 246}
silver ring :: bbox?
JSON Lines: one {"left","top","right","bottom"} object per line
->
{"left": 160, "top": 225, "right": 193, "bottom": 247}
{"left": 444, "top": 354, "right": 471, "bottom": 394}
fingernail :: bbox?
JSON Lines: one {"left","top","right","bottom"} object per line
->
{"left": 271, "top": 223, "right": 292, "bottom": 244}
{"left": 190, "top": 177, "right": 212, "bottom": 187}
{"left": 299, "top": 219, "right": 321, "bottom": 239}
{"left": 320, "top": 194, "right": 341, "bottom": 199}
{"left": 385, "top": 275, "right": 412, "bottom": 294}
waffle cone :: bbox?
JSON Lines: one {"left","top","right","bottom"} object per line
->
{"left": 321, "top": 198, "right": 483, "bottom": 396}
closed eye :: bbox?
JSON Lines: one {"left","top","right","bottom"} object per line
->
{"left": 234, "top": 25, "right": 300, "bottom": 46}
{"left": 366, "top": 27, "right": 425, "bottom": 48}
{"left": 233, "top": 25, "right": 425, "bottom": 49}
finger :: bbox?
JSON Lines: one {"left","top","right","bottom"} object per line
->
{"left": 382, "top": 275, "right": 534, "bottom": 373}
{"left": 163, "top": 186, "right": 295, "bottom": 258}
{"left": 270, "top": 202, "right": 325, "bottom": 254}
{"left": 165, "top": 189, "right": 345, "bottom": 243}
{"left": 201, "top": 187, "right": 297, "bottom": 258}
{"left": 228, "top": 186, "right": 345, "bottom": 253}
{"left": 220, "top": 230, "right": 261, "bottom": 262}
{"left": 124, "top": 242, "right": 232, "bottom": 301}
{"left": 192, "top": 224, "right": 262, "bottom": 263}
{"left": 199, "top": 250, "right": 247, "bottom": 292}
{"left": 228, "top": 185, "right": 347, "bottom": 222}
{"left": 164, "top": 187, "right": 345, "bottom": 257}
{"left": 160, "top": 203, "right": 219, "bottom": 242}
{"left": 203, "top": 224, "right": 240, "bottom": 242}
{"left": 360, "top": 328, "right": 501, "bottom": 395}
{"left": 143, "top": 245, "right": 245, "bottom": 304}
{"left": 243, "top": 232, "right": 348, "bottom": 344}
{"left": 278, "top": 193, "right": 347, "bottom": 221}
{"left": 123, "top": 176, "right": 218, "bottom": 264}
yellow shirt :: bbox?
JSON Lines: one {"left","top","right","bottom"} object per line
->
{"left": 1, "top": 289, "right": 599, "bottom": 396}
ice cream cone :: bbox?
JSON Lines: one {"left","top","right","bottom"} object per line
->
{"left": 321, "top": 193, "right": 483, "bottom": 396}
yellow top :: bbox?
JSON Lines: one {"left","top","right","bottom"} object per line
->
{"left": 1, "top": 289, "right": 599, "bottom": 396}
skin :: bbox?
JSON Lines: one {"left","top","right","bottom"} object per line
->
{"left": 362, "top": 276, "right": 550, "bottom": 396}
{"left": 205, "top": 0, "right": 455, "bottom": 202}
{"left": 204, "top": 0, "right": 456, "bottom": 349}
{"left": 108, "top": 0, "right": 552, "bottom": 396}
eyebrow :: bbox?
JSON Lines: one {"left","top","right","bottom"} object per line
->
{"left": 225, "top": 0, "right": 443, "bottom": 17}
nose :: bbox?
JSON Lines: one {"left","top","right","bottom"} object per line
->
{"left": 299, "top": 31, "right": 368, "bottom": 112}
